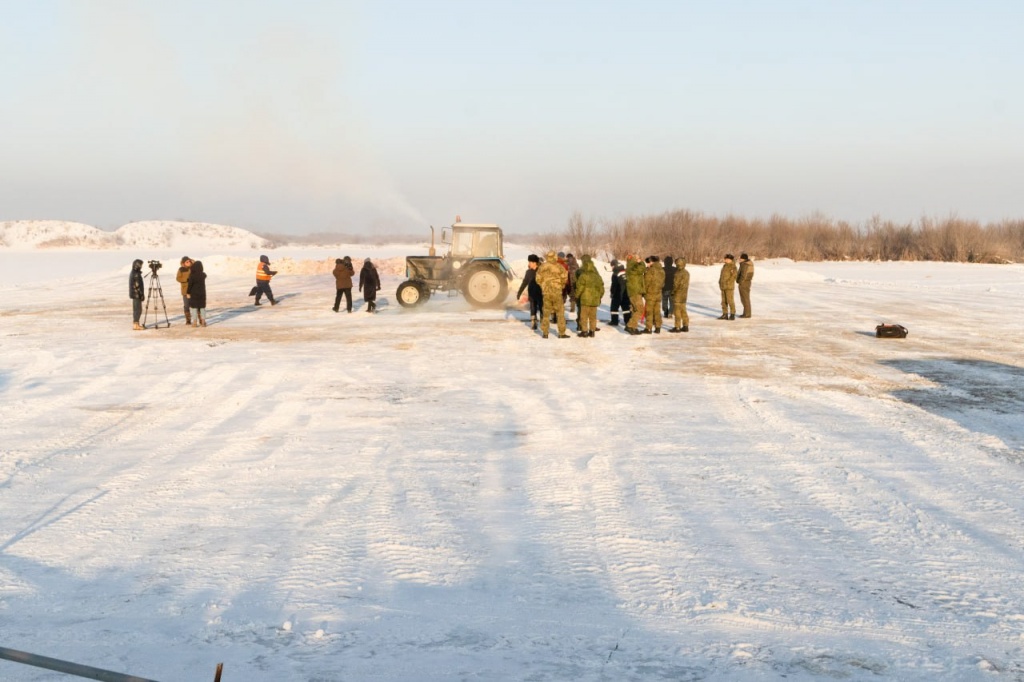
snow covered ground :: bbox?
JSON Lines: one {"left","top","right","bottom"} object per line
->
{"left": 1, "top": 243, "right": 1023, "bottom": 681}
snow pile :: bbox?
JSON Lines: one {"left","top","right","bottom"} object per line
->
{"left": 203, "top": 254, "right": 410, "bottom": 277}
{"left": 0, "top": 219, "right": 275, "bottom": 251}
{"left": 0, "top": 220, "right": 111, "bottom": 249}
{"left": 113, "top": 221, "right": 273, "bottom": 251}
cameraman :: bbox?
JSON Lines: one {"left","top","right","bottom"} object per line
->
{"left": 176, "top": 256, "right": 193, "bottom": 325}
{"left": 130, "top": 259, "right": 145, "bottom": 330}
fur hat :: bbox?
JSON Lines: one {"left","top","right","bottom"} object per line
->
{"left": 527, "top": 254, "right": 540, "bottom": 263}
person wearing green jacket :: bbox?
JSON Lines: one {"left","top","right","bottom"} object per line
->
{"left": 624, "top": 255, "right": 646, "bottom": 335}
{"left": 718, "top": 253, "right": 737, "bottom": 320}
{"left": 573, "top": 255, "right": 604, "bottom": 337}
{"left": 643, "top": 255, "right": 665, "bottom": 333}
{"left": 670, "top": 258, "right": 690, "bottom": 332}
{"left": 737, "top": 252, "right": 754, "bottom": 318}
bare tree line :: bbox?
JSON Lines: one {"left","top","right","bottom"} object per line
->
{"left": 534, "top": 210, "right": 1024, "bottom": 264}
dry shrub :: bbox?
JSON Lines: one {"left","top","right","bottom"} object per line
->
{"left": 575, "top": 210, "right": 1021, "bottom": 263}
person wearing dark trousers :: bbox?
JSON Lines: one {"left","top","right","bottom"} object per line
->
{"left": 255, "top": 255, "right": 277, "bottom": 306}
{"left": 608, "top": 258, "right": 629, "bottom": 326}
{"left": 332, "top": 256, "right": 355, "bottom": 312}
{"left": 187, "top": 260, "right": 208, "bottom": 327}
{"left": 662, "top": 256, "right": 676, "bottom": 318}
{"left": 517, "top": 254, "right": 544, "bottom": 329}
{"left": 175, "top": 256, "right": 193, "bottom": 325}
{"left": 359, "top": 258, "right": 381, "bottom": 312}
{"left": 129, "top": 259, "right": 145, "bottom": 330}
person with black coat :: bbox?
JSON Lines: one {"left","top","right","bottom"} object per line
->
{"left": 129, "top": 259, "right": 145, "bottom": 330}
{"left": 517, "top": 254, "right": 544, "bottom": 329}
{"left": 662, "top": 256, "right": 677, "bottom": 318}
{"left": 187, "top": 260, "right": 208, "bottom": 327}
{"left": 359, "top": 258, "right": 381, "bottom": 313}
{"left": 608, "top": 258, "right": 629, "bottom": 327}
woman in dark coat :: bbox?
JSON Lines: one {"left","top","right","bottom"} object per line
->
{"left": 332, "top": 256, "right": 355, "bottom": 313}
{"left": 358, "top": 258, "right": 381, "bottom": 313}
{"left": 187, "top": 260, "right": 208, "bottom": 327}
{"left": 129, "top": 258, "right": 145, "bottom": 330}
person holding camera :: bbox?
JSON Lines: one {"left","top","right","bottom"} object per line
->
{"left": 176, "top": 256, "right": 193, "bottom": 325}
{"left": 332, "top": 256, "right": 355, "bottom": 313}
{"left": 129, "top": 259, "right": 145, "bottom": 330}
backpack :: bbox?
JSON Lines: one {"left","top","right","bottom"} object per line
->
{"left": 876, "top": 323, "right": 908, "bottom": 338}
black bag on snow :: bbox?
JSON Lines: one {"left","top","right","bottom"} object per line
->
{"left": 876, "top": 323, "right": 908, "bottom": 338}
{"left": 248, "top": 286, "right": 259, "bottom": 297}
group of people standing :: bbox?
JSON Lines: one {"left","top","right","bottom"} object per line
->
{"left": 332, "top": 256, "right": 380, "bottom": 313}
{"left": 129, "top": 251, "right": 755, "bottom": 332}
{"left": 519, "top": 251, "right": 755, "bottom": 338}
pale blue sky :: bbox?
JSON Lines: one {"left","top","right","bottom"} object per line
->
{"left": 1, "top": 0, "right": 1021, "bottom": 234}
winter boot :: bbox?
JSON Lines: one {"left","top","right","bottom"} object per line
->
{"left": 132, "top": 322, "right": 142, "bottom": 331}
{"left": 682, "top": 325, "right": 689, "bottom": 332}
{"left": 199, "top": 316, "right": 207, "bottom": 327}
{"left": 654, "top": 328, "right": 661, "bottom": 334}
{"left": 542, "top": 332, "right": 549, "bottom": 339}
{"left": 531, "top": 316, "right": 537, "bottom": 330}
{"left": 728, "top": 313, "right": 735, "bottom": 320}
{"left": 717, "top": 313, "right": 728, "bottom": 320}
{"left": 185, "top": 311, "right": 192, "bottom": 325}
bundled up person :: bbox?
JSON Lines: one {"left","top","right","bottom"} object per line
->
{"left": 536, "top": 251, "right": 569, "bottom": 338}
{"left": 254, "top": 255, "right": 278, "bottom": 306}
{"left": 175, "top": 256, "right": 193, "bottom": 325}
{"left": 129, "top": 258, "right": 145, "bottom": 331}
{"left": 359, "top": 257, "right": 381, "bottom": 313}
{"left": 332, "top": 256, "right": 355, "bottom": 313}
{"left": 669, "top": 258, "right": 690, "bottom": 333}
{"left": 608, "top": 258, "right": 629, "bottom": 327}
{"left": 718, "top": 253, "right": 737, "bottom": 320}
{"left": 662, "top": 256, "right": 676, "bottom": 319}
{"left": 565, "top": 253, "right": 579, "bottom": 314}
{"left": 517, "top": 254, "right": 544, "bottom": 330}
{"left": 624, "top": 254, "right": 646, "bottom": 335}
{"left": 643, "top": 255, "right": 665, "bottom": 333}
{"left": 573, "top": 255, "right": 604, "bottom": 338}
{"left": 737, "top": 252, "right": 754, "bottom": 318}
{"left": 187, "top": 260, "right": 208, "bottom": 327}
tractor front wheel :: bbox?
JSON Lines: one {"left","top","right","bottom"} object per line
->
{"left": 397, "top": 280, "right": 426, "bottom": 308}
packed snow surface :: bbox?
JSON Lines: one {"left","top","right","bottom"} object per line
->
{"left": 1, "top": 241, "right": 1023, "bottom": 681}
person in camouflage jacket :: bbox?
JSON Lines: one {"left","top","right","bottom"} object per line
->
{"left": 573, "top": 255, "right": 604, "bottom": 337}
{"left": 737, "top": 253, "right": 754, "bottom": 318}
{"left": 643, "top": 255, "right": 665, "bottom": 333}
{"left": 670, "top": 258, "right": 690, "bottom": 332}
{"left": 624, "top": 255, "right": 646, "bottom": 335}
{"left": 718, "top": 253, "right": 737, "bottom": 320}
{"left": 536, "top": 251, "right": 569, "bottom": 338}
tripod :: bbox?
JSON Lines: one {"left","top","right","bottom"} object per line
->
{"left": 143, "top": 269, "right": 171, "bottom": 329}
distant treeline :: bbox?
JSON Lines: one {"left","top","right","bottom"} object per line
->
{"left": 541, "top": 210, "right": 1024, "bottom": 264}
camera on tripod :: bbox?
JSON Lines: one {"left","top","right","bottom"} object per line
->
{"left": 148, "top": 260, "right": 162, "bottom": 274}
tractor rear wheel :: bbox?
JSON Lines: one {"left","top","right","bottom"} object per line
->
{"left": 463, "top": 267, "right": 508, "bottom": 308}
{"left": 397, "top": 280, "right": 426, "bottom": 308}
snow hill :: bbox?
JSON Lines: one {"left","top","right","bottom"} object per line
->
{"left": 0, "top": 220, "right": 273, "bottom": 251}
